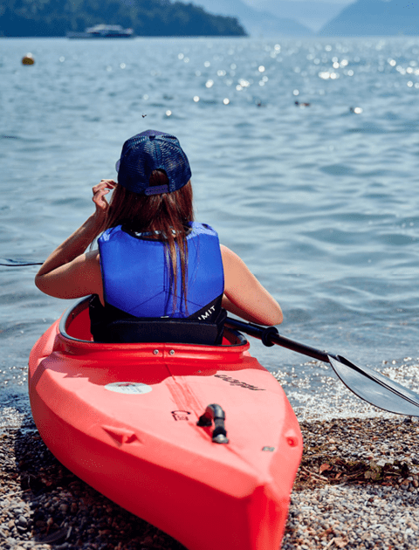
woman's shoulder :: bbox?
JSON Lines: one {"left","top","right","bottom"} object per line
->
{"left": 220, "top": 244, "right": 243, "bottom": 265}
{"left": 220, "top": 244, "right": 254, "bottom": 278}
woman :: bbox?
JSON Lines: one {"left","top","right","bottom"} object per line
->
{"left": 35, "top": 130, "right": 282, "bottom": 343}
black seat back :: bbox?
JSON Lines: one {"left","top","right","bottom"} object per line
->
{"left": 102, "top": 317, "right": 224, "bottom": 345}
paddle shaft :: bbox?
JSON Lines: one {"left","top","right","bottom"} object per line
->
{"left": 225, "top": 317, "right": 333, "bottom": 363}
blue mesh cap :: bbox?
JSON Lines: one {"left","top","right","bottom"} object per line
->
{"left": 115, "top": 129, "right": 192, "bottom": 195}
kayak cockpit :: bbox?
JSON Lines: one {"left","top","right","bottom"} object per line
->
{"left": 59, "top": 297, "right": 248, "bottom": 348}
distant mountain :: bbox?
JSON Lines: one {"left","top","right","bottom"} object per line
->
{"left": 0, "top": 0, "right": 246, "bottom": 38}
{"left": 192, "top": 0, "right": 314, "bottom": 37}
{"left": 241, "top": 0, "right": 350, "bottom": 33}
{"left": 319, "top": 0, "right": 419, "bottom": 35}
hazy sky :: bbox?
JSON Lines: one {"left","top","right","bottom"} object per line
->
{"left": 243, "top": 0, "right": 352, "bottom": 6}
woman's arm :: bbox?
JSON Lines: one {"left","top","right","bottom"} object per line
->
{"left": 220, "top": 245, "right": 283, "bottom": 326}
{"left": 35, "top": 180, "right": 115, "bottom": 303}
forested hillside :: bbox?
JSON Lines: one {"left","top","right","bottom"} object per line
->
{"left": 0, "top": 0, "right": 246, "bottom": 37}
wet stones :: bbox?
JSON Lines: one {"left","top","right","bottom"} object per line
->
{"left": 0, "top": 424, "right": 187, "bottom": 550}
{"left": 282, "top": 416, "right": 419, "bottom": 549}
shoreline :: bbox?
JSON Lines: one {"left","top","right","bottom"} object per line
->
{"left": 1, "top": 414, "right": 418, "bottom": 549}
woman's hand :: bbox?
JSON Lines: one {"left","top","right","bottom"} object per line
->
{"left": 92, "top": 179, "right": 116, "bottom": 221}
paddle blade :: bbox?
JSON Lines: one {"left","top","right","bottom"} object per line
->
{"left": 328, "top": 355, "right": 419, "bottom": 417}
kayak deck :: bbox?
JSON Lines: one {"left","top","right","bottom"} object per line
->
{"left": 29, "top": 298, "right": 302, "bottom": 550}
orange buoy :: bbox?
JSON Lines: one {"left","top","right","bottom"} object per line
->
{"left": 22, "top": 53, "right": 35, "bottom": 65}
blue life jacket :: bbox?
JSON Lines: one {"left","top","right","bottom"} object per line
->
{"left": 98, "top": 222, "right": 224, "bottom": 319}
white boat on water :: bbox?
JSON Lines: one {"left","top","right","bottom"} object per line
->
{"left": 67, "top": 24, "right": 134, "bottom": 38}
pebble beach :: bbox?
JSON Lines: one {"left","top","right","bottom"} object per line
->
{"left": 1, "top": 407, "right": 418, "bottom": 550}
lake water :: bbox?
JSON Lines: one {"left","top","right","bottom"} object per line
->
{"left": 1, "top": 36, "right": 419, "bottom": 423}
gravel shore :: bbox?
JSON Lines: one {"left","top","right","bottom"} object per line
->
{"left": 1, "top": 411, "right": 418, "bottom": 550}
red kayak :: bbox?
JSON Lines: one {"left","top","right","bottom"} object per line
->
{"left": 29, "top": 298, "right": 302, "bottom": 550}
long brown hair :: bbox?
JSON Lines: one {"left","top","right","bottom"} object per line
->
{"left": 97, "top": 171, "right": 194, "bottom": 315}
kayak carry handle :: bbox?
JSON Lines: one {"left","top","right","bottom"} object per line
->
{"left": 197, "top": 404, "right": 229, "bottom": 444}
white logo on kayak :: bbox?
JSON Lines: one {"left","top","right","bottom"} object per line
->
{"left": 104, "top": 382, "right": 152, "bottom": 395}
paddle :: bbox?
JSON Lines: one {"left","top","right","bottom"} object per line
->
{"left": 225, "top": 317, "right": 419, "bottom": 417}
{"left": 0, "top": 259, "right": 43, "bottom": 266}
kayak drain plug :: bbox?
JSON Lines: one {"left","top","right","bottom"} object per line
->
{"left": 197, "top": 404, "right": 229, "bottom": 444}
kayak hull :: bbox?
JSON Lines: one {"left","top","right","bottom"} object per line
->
{"left": 29, "top": 298, "right": 302, "bottom": 550}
